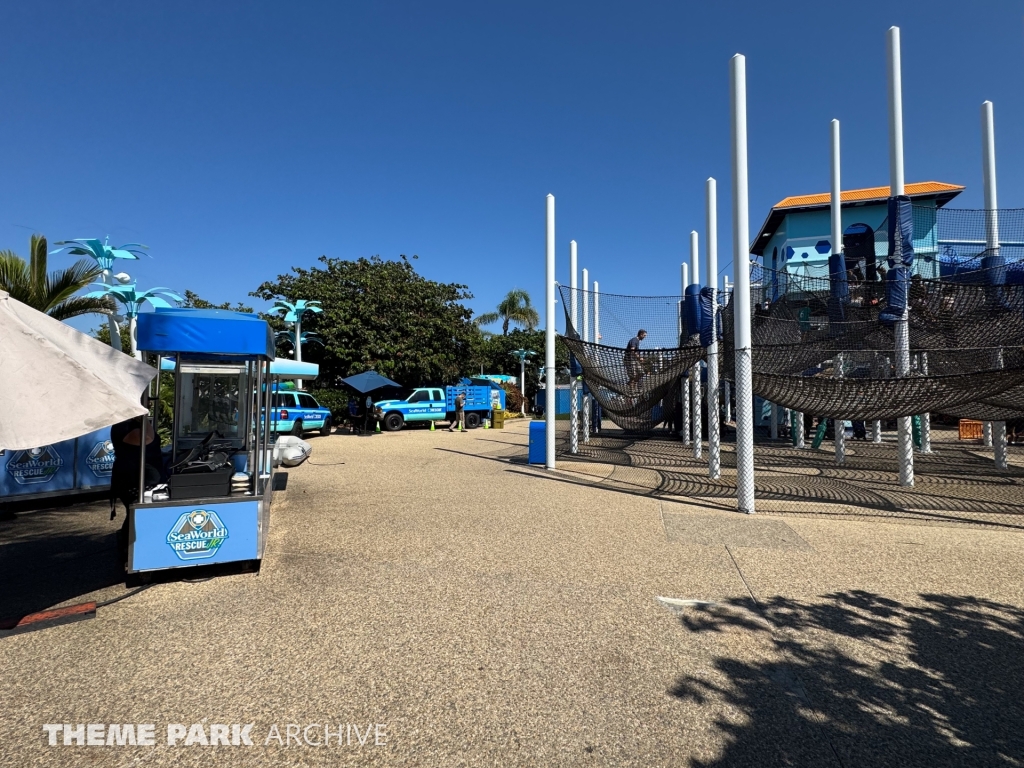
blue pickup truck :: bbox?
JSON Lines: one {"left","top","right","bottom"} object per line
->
{"left": 375, "top": 385, "right": 505, "bottom": 431}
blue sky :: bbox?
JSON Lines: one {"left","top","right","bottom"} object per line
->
{"left": 2, "top": 1, "right": 1022, "bottom": 336}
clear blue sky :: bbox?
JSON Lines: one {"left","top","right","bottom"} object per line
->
{"left": 2, "top": 1, "right": 1022, "bottom": 335}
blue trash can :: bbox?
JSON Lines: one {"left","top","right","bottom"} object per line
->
{"left": 528, "top": 421, "right": 546, "bottom": 464}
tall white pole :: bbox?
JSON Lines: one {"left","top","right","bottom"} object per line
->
{"left": 545, "top": 194, "right": 556, "bottom": 469}
{"left": 520, "top": 359, "right": 526, "bottom": 416}
{"left": 982, "top": 100, "right": 1008, "bottom": 470}
{"left": 706, "top": 178, "right": 721, "bottom": 479}
{"left": 731, "top": 53, "right": 755, "bottom": 514}
{"left": 690, "top": 231, "right": 702, "bottom": 459}
{"left": 681, "top": 262, "right": 691, "bottom": 446}
{"left": 569, "top": 241, "right": 579, "bottom": 453}
{"left": 570, "top": 241, "right": 578, "bottom": 334}
{"left": 831, "top": 118, "right": 846, "bottom": 465}
{"left": 888, "top": 26, "right": 914, "bottom": 487}
{"left": 592, "top": 279, "right": 600, "bottom": 434}
{"left": 582, "top": 269, "right": 590, "bottom": 343}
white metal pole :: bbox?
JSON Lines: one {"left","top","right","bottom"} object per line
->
{"left": 129, "top": 315, "right": 139, "bottom": 358}
{"left": 294, "top": 315, "right": 304, "bottom": 389}
{"left": 582, "top": 269, "right": 590, "bottom": 343}
{"left": 681, "top": 263, "right": 691, "bottom": 445}
{"left": 731, "top": 53, "right": 755, "bottom": 514}
{"left": 706, "top": 177, "right": 721, "bottom": 479}
{"left": 888, "top": 26, "right": 913, "bottom": 486}
{"left": 520, "top": 359, "right": 526, "bottom": 416}
{"left": 984, "top": 421, "right": 993, "bottom": 447}
{"left": 593, "top": 281, "right": 600, "bottom": 343}
{"left": 569, "top": 241, "right": 579, "bottom": 450}
{"left": 690, "top": 231, "right": 702, "bottom": 459}
{"left": 570, "top": 240, "right": 578, "bottom": 333}
{"left": 831, "top": 118, "right": 846, "bottom": 465}
{"left": 982, "top": 100, "right": 1007, "bottom": 470}
{"left": 545, "top": 194, "right": 556, "bottom": 469}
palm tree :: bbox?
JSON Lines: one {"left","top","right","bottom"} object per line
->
{"left": 0, "top": 235, "right": 113, "bottom": 321}
{"left": 84, "top": 283, "right": 183, "bottom": 358}
{"left": 275, "top": 329, "right": 324, "bottom": 355}
{"left": 474, "top": 288, "right": 539, "bottom": 335}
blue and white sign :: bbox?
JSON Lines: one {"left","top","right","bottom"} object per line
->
{"left": 166, "top": 509, "right": 230, "bottom": 561}
{"left": 0, "top": 441, "right": 75, "bottom": 497}
{"left": 131, "top": 500, "right": 259, "bottom": 572}
{"left": 76, "top": 427, "right": 114, "bottom": 489}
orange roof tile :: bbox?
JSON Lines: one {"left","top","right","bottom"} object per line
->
{"left": 774, "top": 181, "right": 964, "bottom": 209}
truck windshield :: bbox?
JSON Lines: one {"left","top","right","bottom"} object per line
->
{"left": 407, "top": 391, "right": 429, "bottom": 403}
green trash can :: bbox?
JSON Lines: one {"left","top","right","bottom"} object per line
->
{"left": 492, "top": 408, "right": 505, "bottom": 429}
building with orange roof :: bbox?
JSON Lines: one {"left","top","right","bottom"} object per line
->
{"left": 751, "top": 181, "right": 963, "bottom": 297}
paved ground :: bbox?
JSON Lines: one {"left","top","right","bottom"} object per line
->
{"left": 2, "top": 418, "right": 1024, "bottom": 766}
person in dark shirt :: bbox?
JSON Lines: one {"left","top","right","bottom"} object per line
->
{"left": 109, "top": 415, "right": 164, "bottom": 519}
{"left": 624, "top": 329, "right": 647, "bottom": 393}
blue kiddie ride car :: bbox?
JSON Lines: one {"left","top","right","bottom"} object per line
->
{"left": 270, "top": 382, "right": 333, "bottom": 436}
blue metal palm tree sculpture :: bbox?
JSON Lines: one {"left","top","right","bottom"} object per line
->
{"left": 85, "top": 284, "right": 183, "bottom": 358}
{"left": 51, "top": 237, "right": 148, "bottom": 350}
{"left": 273, "top": 300, "right": 322, "bottom": 387}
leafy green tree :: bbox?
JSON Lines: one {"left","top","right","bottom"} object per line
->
{"left": 251, "top": 255, "right": 476, "bottom": 387}
{"left": 467, "top": 327, "right": 568, "bottom": 405}
{"left": 181, "top": 290, "right": 254, "bottom": 313}
{"left": 0, "top": 235, "right": 112, "bottom": 320}
{"left": 474, "top": 288, "right": 540, "bottom": 335}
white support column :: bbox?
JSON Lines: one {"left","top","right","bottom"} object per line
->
{"left": 982, "top": 100, "right": 1008, "bottom": 471}
{"left": 593, "top": 281, "right": 600, "bottom": 344}
{"left": 796, "top": 411, "right": 805, "bottom": 449}
{"left": 731, "top": 53, "right": 755, "bottom": 514}
{"left": 690, "top": 230, "right": 702, "bottom": 459}
{"left": 582, "top": 269, "right": 589, "bottom": 343}
{"left": 582, "top": 393, "right": 591, "bottom": 444}
{"left": 920, "top": 353, "right": 932, "bottom": 453}
{"left": 888, "top": 26, "right": 914, "bottom": 487}
{"left": 570, "top": 241, "right": 578, "bottom": 332}
{"left": 569, "top": 377, "right": 579, "bottom": 454}
{"left": 706, "top": 177, "right": 721, "bottom": 480}
{"left": 545, "top": 194, "right": 556, "bottom": 470}
{"left": 681, "top": 263, "right": 691, "bottom": 445}
{"left": 569, "top": 241, "right": 579, "bottom": 448}
{"left": 831, "top": 118, "right": 846, "bottom": 465}
{"left": 722, "top": 274, "right": 732, "bottom": 425}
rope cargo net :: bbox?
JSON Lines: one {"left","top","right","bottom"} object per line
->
{"left": 558, "top": 287, "right": 704, "bottom": 432}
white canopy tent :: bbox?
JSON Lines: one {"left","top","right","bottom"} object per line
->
{"left": 0, "top": 290, "right": 157, "bottom": 450}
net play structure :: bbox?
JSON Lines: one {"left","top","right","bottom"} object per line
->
{"left": 555, "top": 203, "right": 1024, "bottom": 528}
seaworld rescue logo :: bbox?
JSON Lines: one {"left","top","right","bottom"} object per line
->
{"left": 166, "top": 510, "right": 229, "bottom": 561}
{"left": 6, "top": 446, "right": 63, "bottom": 485}
{"left": 85, "top": 439, "right": 115, "bottom": 478}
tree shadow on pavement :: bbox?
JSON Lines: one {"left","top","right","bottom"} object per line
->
{"left": 669, "top": 591, "right": 1024, "bottom": 767}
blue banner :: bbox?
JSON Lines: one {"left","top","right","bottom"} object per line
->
{"left": 75, "top": 428, "right": 115, "bottom": 490}
{"left": 131, "top": 500, "right": 259, "bottom": 572}
{"left": 0, "top": 441, "right": 76, "bottom": 498}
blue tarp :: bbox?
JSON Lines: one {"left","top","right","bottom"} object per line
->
{"left": 698, "top": 287, "right": 720, "bottom": 348}
{"left": 684, "top": 284, "right": 703, "bottom": 338}
{"left": 137, "top": 308, "right": 275, "bottom": 359}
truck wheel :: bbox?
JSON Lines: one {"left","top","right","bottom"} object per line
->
{"left": 384, "top": 413, "right": 404, "bottom": 432}
{"left": 465, "top": 412, "right": 481, "bottom": 429}
{"left": 290, "top": 420, "right": 304, "bottom": 436}
{"left": 319, "top": 417, "right": 332, "bottom": 436}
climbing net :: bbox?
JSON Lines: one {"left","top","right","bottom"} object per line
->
{"left": 719, "top": 206, "right": 1024, "bottom": 421}
{"left": 558, "top": 287, "right": 704, "bottom": 432}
